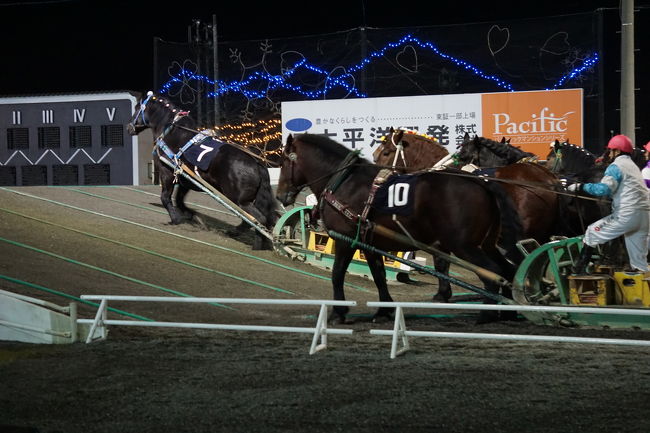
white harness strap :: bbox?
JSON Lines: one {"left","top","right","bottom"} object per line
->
{"left": 461, "top": 163, "right": 480, "bottom": 173}
{"left": 432, "top": 153, "right": 455, "bottom": 169}
{"left": 391, "top": 135, "right": 407, "bottom": 169}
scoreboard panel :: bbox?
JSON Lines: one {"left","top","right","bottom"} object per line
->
{"left": 0, "top": 91, "right": 152, "bottom": 186}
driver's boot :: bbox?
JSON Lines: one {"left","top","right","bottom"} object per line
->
{"left": 572, "top": 245, "right": 594, "bottom": 275}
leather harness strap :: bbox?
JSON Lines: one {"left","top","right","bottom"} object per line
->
{"left": 321, "top": 167, "right": 394, "bottom": 244}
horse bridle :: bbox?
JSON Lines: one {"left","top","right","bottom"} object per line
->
{"left": 129, "top": 91, "right": 154, "bottom": 129}
{"left": 281, "top": 147, "right": 301, "bottom": 194}
{"left": 389, "top": 134, "right": 407, "bottom": 168}
{"left": 280, "top": 146, "right": 360, "bottom": 194}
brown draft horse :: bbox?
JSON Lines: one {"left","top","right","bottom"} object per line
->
{"left": 375, "top": 130, "right": 562, "bottom": 301}
{"left": 372, "top": 128, "right": 449, "bottom": 169}
{"left": 375, "top": 131, "right": 560, "bottom": 236}
{"left": 276, "top": 133, "right": 522, "bottom": 324}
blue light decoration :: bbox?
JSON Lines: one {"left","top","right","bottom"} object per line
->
{"left": 547, "top": 53, "right": 600, "bottom": 90}
{"left": 159, "top": 34, "right": 600, "bottom": 99}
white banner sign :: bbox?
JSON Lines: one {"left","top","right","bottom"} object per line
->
{"left": 281, "top": 93, "right": 482, "bottom": 159}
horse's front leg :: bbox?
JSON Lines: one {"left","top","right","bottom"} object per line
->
{"left": 159, "top": 179, "right": 189, "bottom": 225}
{"left": 364, "top": 250, "right": 394, "bottom": 322}
{"left": 154, "top": 158, "right": 192, "bottom": 225}
{"left": 172, "top": 184, "right": 195, "bottom": 221}
{"left": 330, "top": 242, "right": 356, "bottom": 324}
{"left": 432, "top": 256, "right": 452, "bottom": 302}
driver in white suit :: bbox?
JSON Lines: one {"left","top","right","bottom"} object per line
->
{"left": 568, "top": 135, "right": 650, "bottom": 273}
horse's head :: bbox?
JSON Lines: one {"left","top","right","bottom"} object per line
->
{"left": 545, "top": 139, "right": 564, "bottom": 171}
{"left": 127, "top": 91, "right": 154, "bottom": 136}
{"left": 455, "top": 133, "right": 481, "bottom": 166}
{"left": 127, "top": 91, "right": 180, "bottom": 138}
{"left": 373, "top": 128, "right": 448, "bottom": 170}
{"left": 276, "top": 134, "right": 307, "bottom": 206}
{"left": 547, "top": 140, "right": 596, "bottom": 174}
{"left": 372, "top": 127, "right": 404, "bottom": 167}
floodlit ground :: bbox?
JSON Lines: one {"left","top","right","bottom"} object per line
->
{"left": 1, "top": 186, "right": 650, "bottom": 433}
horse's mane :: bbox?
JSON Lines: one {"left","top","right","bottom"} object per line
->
{"left": 400, "top": 131, "right": 448, "bottom": 162}
{"left": 477, "top": 137, "right": 534, "bottom": 161}
{"left": 294, "top": 133, "right": 369, "bottom": 166}
{"left": 145, "top": 93, "right": 197, "bottom": 129}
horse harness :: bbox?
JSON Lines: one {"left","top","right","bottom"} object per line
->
{"left": 302, "top": 150, "right": 403, "bottom": 247}
{"left": 138, "top": 94, "right": 272, "bottom": 183}
{"left": 151, "top": 111, "right": 203, "bottom": 182}
{"left": 389, "top": 134, "right": 407, "bottom": 169}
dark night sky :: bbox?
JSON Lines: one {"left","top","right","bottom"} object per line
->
{"left": 0, "top": 0, "right": 631, "bottom": 96}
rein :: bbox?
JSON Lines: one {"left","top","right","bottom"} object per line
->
{"left": 136, "top": 93, "right": 277, "bottom": 168}
{"left": 390, "top": 135, "right": 407, "bottom": 168}
{"left": 370, "top": 161, "right": 610, "bottom": 203}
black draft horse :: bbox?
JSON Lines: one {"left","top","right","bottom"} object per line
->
{"left": 545, "top": 141, "right": 624, "bottom": 263}
{"left": 127, "top": 92, "right": 278, "bottom": 250}
{"left": 276, "top": 133, "right": 522, "bottom": 324}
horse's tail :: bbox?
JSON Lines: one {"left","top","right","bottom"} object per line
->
{"left": 483, "top": 180, "right": 524, "bottom": 266}
{"left": 254, "top": 163, "right": 279, "bottom": 228}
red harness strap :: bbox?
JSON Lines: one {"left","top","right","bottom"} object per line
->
{"left": 360, "top": 168, "right": 393, "bottom": 221}
{"left": 322, "top": 190, "right": 360, "bottom": 223}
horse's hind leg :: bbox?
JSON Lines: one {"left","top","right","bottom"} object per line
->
{"left": 454, "top": 247, "right": 504, "bottom": 324}
{"left": 364, "top": 250, "right": 395, "bottom": 322}
{"left": 483, "top": 239, "right": 520, "bottom": 321}
{"left": 237, "top": 202, "right": 273, "bottom": 250}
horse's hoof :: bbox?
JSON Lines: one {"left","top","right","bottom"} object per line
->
{"left": 500, "top": 310, "right": 522, "bottom": 321}
{"left": 192, "top": 215, "right": 208, "bottom": 230}
{"left": 225, "top": 229, "right": 240, "bottom": 238}
{"left": 371, "top": 314, "right": 393, "bottom": 324}
{"left": 433, "top": 293, "right": 451, "bottom": 303}
{"left": 475, "top": 310, "right": 499, "bottom": 325}
{"left": 328, "top": 315, "right": 352, "bottom": 325}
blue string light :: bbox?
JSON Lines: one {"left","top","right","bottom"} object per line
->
{"left": 159, "top": 34, "right": 600, "bottom": 99}
{"left": 547, "top": 53, "right": 599, "bottom": 90}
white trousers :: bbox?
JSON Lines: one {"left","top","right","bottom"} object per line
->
{"left": 584, "top": 209, "right": 650, "bottom": 272}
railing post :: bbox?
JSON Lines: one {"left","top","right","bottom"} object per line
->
{"left": 85, "top": 299, "right": 108, "bottom": 344}
{"left": 310, "top": 304, "right": 329, "bottom": 354}
{"left": 390, "top": 306, "right": 409, "bottom": 359}
{"left": 69, "top": 302, "right": 78, "bottom": 343}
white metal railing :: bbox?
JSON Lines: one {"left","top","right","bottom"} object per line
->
{"left": 367, "top": 302, "right": 650, "bottom": 358}
{"left": 79, "top": 296, "right": 355, "bottom": 354}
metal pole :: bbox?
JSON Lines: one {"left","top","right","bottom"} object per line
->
{"left": 212, "top": 14, "right": 219, "bottom": 127}
{"left": 153, "top": 37, "right": 159, "bottom": 92}
{"left": 195, "top": 20, "right": 203, "bottom": 126}
{"left": 620, "top": 0, "right": 635, "bottom": 142}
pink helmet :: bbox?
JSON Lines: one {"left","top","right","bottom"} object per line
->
{"left": 644, "top": 141, "right": 650, "bottom": 153}
{"left": 607, "top": 134, "right": 633, "bottom": 153}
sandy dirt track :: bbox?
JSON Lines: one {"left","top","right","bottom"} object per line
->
{"left": 1, "top": 186, "right": 650, "bottom": 433}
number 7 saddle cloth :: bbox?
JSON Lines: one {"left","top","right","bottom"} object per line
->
{"left": 181, "top": 134, "right": 226, "bottom": 171}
